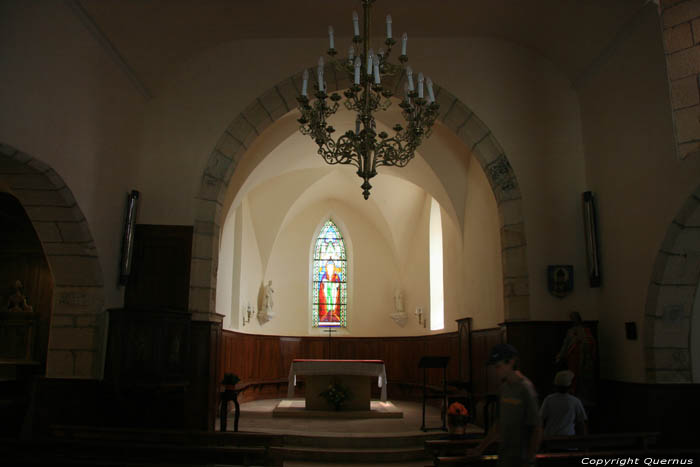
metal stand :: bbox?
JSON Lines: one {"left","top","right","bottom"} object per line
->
{"left": 418, "top": 356, "right": 450, "bottom": 432}
{"left": 219, "top": 389, "right": 240, "bottom": 432}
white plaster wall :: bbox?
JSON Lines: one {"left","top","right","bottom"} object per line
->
{"left": 577, "top": 5, "right": 700, "bottom": 382}
{"left": 216, "top": 206, "right": 235, "bottom": 329}
{"left": 463, "top": 157, "right": 505, "bottom": 330}
{"left": 0, "top": 1, "right": 146, "bottom": 307}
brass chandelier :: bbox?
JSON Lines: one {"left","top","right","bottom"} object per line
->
{"left": 297, "top": 0, "right": 440, "bottom": 199}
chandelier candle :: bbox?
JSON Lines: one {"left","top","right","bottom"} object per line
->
{"left": 296, "top": 0, "right": 440, "bottom": 199}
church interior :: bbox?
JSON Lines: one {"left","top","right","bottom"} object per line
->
{"left": 2, "top": 0, "right": 700, "bottom": 465}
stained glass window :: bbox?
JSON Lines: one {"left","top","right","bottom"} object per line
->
{"left": 312, "top": 219, "right": 347, "bottom": 328}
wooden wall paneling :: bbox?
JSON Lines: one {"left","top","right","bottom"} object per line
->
{"left": 470, "top": 327, "right": 504, "bottom": 395}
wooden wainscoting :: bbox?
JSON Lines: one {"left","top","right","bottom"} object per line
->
{"left": 219, "top": 330, "right": 463, "bottom": 402}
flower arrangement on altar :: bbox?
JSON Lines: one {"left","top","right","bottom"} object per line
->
{"left": 447, "top": 402, "right": 469, "bottom": 435}
{"left": 319, "top": 378, "right": 352, "bottom": 410}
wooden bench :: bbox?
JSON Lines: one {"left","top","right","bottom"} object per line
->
{"left": 426, "top": 432, "right": 660, "bottom": 461}
{"left": 434, "top": 449, "right": 700, "bottom": 466}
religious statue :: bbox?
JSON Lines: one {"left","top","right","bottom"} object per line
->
{"left": 390, "top": 288, "right": 408, "bottom": 327}
{"left": 262, "top": 280, "right": 274, "bottom": 318}
{"left": 556, "top": 311, "right": 597, "bottom": 406}
{"left": 7, "top": 280, "right": 33, "bottom": 313}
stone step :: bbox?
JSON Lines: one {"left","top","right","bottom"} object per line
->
{"left": 281, "top": 433, "right": 443, "bottom": 449}
{"left": 271, "top": 445, "right": 430, "bottom": 464}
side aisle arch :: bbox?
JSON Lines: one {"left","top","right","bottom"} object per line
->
{"left": 0, "top": 143, "right": 105, "bottom": 378}
{"left": 190, "top": 68, "right": 530, "bottom": 321}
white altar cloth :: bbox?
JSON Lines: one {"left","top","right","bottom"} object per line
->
{"left": 287, "top": 359, "right": 387, "bottom": 401}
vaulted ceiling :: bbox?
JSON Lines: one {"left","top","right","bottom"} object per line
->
{"left": 79, "top": 0, "right": 649, "bottom": 94}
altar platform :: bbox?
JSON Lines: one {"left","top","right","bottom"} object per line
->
{"left": 272, "top": 398, "right": 403, "bottom": 419}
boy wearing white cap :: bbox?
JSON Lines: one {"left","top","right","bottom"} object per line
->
{"left": 539, "top": 370, "right": 588, "bottom": 437}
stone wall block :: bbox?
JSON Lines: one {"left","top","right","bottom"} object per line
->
{"left": 499, "top": 199, "right": 524, "bottom": 226}
{"left": 12, "top": 151, "right": 31, "bottom": 164}
{"left": 49, "top": 327, "right": 97, "bottom": 350}
{"left": 658, "top": 250, "right": 700, "bottom": 284}
{"left": 503, "top": 277, "right": 529, "bottom": 297}
{"left": 54, "top": 287, "right": 105, "bottom": 314}
{"left": 647, "top": 348, "right": 691, "bottom": 371}
{"left": 76, "top": 315, "right": 97, "bottom": 327}
{"left": 674, "top": 104, "right": 700, "bottom": 141}
{"left": 674, "top": 227, "right": 700, "bottom": 250}
{"left": 192, "top": 232, "right": 214, "bottom": 260}
{"left": 227, "top": 116, "right": 257, "bottom": 149}
{"left": 685, "top": 204, "right": 700, "bottom": 226}
{"left": 458, "top": 115, "right": 489, "bottom": 149}
{"left": 434, "top": 87, "right": 457, "bottom": 123}
{"left": 473, "top": 134, "right": 505, "bottom": 167}
{"left": 24, "top": 205, "right": 80, "bottom": 222}
{"left": 194, "top": 198, "right": 220, "bottom": 223}
{"left": 486, "top": 155, "right": 521, "bottom": 203}
{"left": 502, "top": 246, "right": 528, "bottom": 278}
{"left": 0, "top": 143, "right": 18, "bottom": 157}
{"left": 651, "top": 284, "right": 697, "bottom": 316}
{"left": 51, "top": 315, "right": 75, "bottom": 327}
{"left": 663, "top": 0, "right": 700, "bottom": 28}
{"left": 670, "top": 75, "right": 700, "bottom": 109}
{"left": 278, "top": 78, "right": 301, "bottom": 111}
{"left": 194, "top": 220, "right": 217, "bottom": 236}
{"left": 13, "top": 188, "right": 66, "bottom": 206}
{"left": 243, "top": 101, "right": 272, "bottom": 135}
{"left": 43, "top": 242, "right": 96, "bottom": 257}
{"left": 504, "top": 295, "right": 530, "bottom": 321}
{"left": 190, "top": 258, "right": 213, "bottom": 288}
{"left": 74, "top": 351, "right": 96, "bottom": 377}
{"left": 189, "top": 286, "right": 212, "bottom": 313}
{"left": 50, "top": 256, "right": 103, "bottom": 287}
{"left": 57, "top": 187, "right": 77, "bottom": 207}
{"left": 27, "top": 158, "right": 49, "bottom": 173}
{"left": 3, "top": 173, "right": 53, "bottom": 190}
{"left": 660, "top": 221, "right": 683, "bottom": 252}
{"left": 651, "top": 369, "right": 692, "bottom": 383}
{"left": 667, "top": 45, "right": 700, "bottom": 80}
{"left": 442, "top": 100, "right": 471, "bottom": 133}
{"left": 501, "top": 223, "right": 526, "bottom": 249}
{"left": 46, "top": 350, "right": 75, "bottom": 377}
{"left": 33, "top": 221, "right": 62, "bottom": 242}
{"left": 664, "top": 22, "right": 693, "bottom": 53}
{"left": 197, "top": 174, "right": 223, "bottom": 202}
{"left": 204, "top": 150, "right": 233, "bottom": 181}
{"left": 675, "top": 194, "right": 700, "bottom": 224}
{"left": 216, "top": 133, "right": 244, "bottom": 160}
{"left": 260, "top": 87, "right": 289, "bottom": 121}
{"left": 44, "top": 169, "right": 66, "bottom": 189}
{"left": 650, "top": 316, "right": 690, "bottom": 347}
{"left": 57, "top": 221, "right": 92, "bottom": 243}
{"left": 678, "top": 141, "right": 700, "bottom": 158}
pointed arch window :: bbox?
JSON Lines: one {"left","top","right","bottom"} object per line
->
{"left": 312, "top": 219, "right": 347, "bottom": 328}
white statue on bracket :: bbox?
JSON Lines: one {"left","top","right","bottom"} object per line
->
{"left": 390, "top": 288, "right": 408, "bottom": 327}
{"left": 258, "top": 280, "right": 274, "bottom": 324}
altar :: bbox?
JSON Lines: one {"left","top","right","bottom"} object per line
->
{"left": 286, "top": 359, "right": 387, "bottom": 411}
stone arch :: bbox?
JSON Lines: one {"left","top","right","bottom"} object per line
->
{"left": 644, "top": 184, "right": 700, "bottom": 383}
{"left": 0, "top": 143, "right": 106, "bottom": 378}
{"left": 190, "top": 70, "right": 529, "bottom": 322}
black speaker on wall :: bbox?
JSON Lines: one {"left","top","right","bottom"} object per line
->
{"left": 582, "top": 191, "right": 601, "bottom": 287}
{"left": 119, "top": 190, "right": 140, "bottom": 285}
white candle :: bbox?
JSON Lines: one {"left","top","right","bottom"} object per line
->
{"left": 374, "top": 56, "right": 381, "bottom": 85}
{"left": 328, "top": 26, "right": 334, "bottom": 50}
{"left": 302, "top": 69, "right": 309, "bottom": 96}
{"left": 406, "top": 66, "right": 414, "bottom": 91}
{"left": 318, "top": 57, "right": 324, "bottom": 92}
{"left": 386, "top": 15, "right": 392, "bottom": 39}
{"left": 348, "top": 46, "right": 355, "bottom": 61}
{"left": 354, "top": 57, "right": 361, "bottom": 85}
{"left": 417, "top": 72, "right": 424, "bottom": 99}
{"left": 367, "top": 48, "right": 374, "bottom": 76}
{"left": 401, "top": 32, "right": 407, "bottom": 56}
{"left": 426, "top": 77, "right": 435, "bottom": 103}
{"left": 355, "top": 118, "right": 361, "bottom": 134}
{"left": 352, "top": 11, "right": 360, "bottom": 36}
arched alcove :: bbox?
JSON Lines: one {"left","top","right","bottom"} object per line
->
{"left": 189, "top": 73, "right": 528, "bottom": 325}
{"left": 644, "top": 184, "right": 700, "bottom": 382}
{"left": 0, "top": 143, "right": 106, "bottom": 378}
